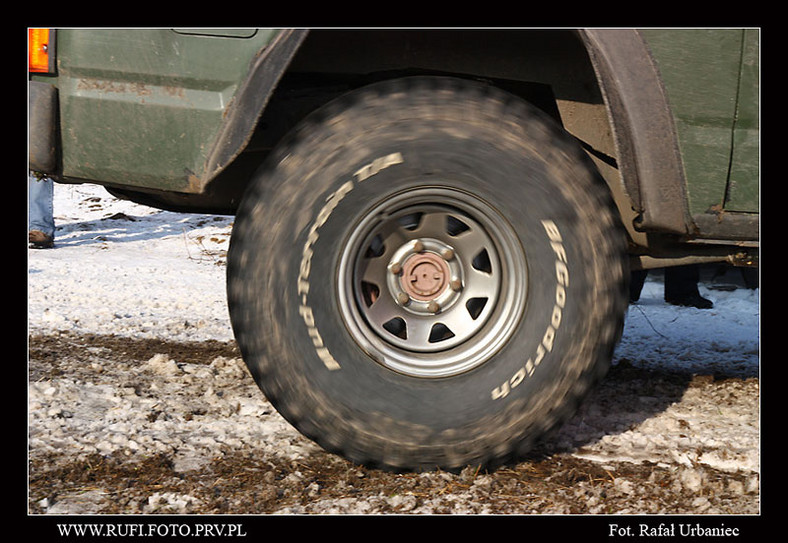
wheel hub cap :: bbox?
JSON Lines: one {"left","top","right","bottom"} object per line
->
{"left": 338, "top": 188, "right": 527, "bottom": 378}
{"left": 387, "top": 238, "right": 463, "bottom": 315}
{"left": 402, "top": 252, "right": 448, "bottom": 300}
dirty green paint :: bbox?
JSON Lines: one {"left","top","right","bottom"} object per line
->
{"left": 640, "top": 29, "right": 759, "bottom": 216}
{"left": 726, "top": 29, "right": 759, "bottom": 212}
{"left": 35, "top": 28, "right": 759, "bottom": 218}
{"left": 49, "top": 29, "right": 278, "bottom": 192}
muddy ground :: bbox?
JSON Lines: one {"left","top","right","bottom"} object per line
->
{"left": 28, "top": 330, "right": 760, "bottom": 529}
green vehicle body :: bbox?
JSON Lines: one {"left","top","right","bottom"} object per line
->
{"left": 29, "top": 28, "right": 759, "bottom": 268}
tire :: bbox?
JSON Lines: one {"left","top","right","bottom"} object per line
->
{"left": 227, "top": 77, "right": 629, "bottom": 470}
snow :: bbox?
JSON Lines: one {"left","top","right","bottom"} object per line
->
{"left": 28, "top": 183, "right": 761, "bottom": 475}
{"left": 28, "top": 183, "right": 235, "bottom": 343}
{"left": 28, "top": 182, "right": 760, "bottom": 370}
{"left": 618, "top": 278, "right": 760, "bottom": 379}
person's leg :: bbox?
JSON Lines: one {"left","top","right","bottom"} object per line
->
{"left": 664, "top": 265, "right": 712, "bottom": 308}
{"left": 741, "top": 267, "right": 759, "bottom": 290}
{"left": 629, "top": 269, "right": 648, "bottom": 302}
{"left": 29, "top": 174, "right": 55, "bottom": 248}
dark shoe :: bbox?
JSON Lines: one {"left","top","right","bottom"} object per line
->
{"left": 665, "top": 293, "right": 713, "bottom": 309}
{"left": 29, "top": 230, "right": 54, "bottom": 249}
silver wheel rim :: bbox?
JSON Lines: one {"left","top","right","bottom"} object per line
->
{"left": 338, "top": 187, "right": 527, "bottom": 378}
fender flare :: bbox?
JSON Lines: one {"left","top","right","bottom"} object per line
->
{"left": 577, "top": 29, "right": 693, "bottom": 235}
{"left": 203, "top": 28, "right": 695, "bottom": 236}
{"left": 202, "top": 29, "right": 309, "bottom": 183}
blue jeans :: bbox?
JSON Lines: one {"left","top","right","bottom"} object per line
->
{"left": 29, "top": 174, "right": 55, "bottom": 238}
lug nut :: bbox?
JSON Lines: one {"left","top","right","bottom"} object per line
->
{"left": 397, "top": 292, "right": 410, "bottom": 305}
{"left": 449, "top": 277, "right": 462, "bottom": 291}
{"left": 441, "top": 248, "right": 455, "bottom": 260}
{"left": 412, "top": 241, "right": 424, "bottom": 253}
{"left": 389, "top": 262, "right": 402, "bottom": 275}
{"left": 427, "top": 301, "right": 441, "bottom": 313}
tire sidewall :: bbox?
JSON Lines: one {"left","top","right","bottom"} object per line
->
{"left": 228, "top": 78, "right": 625, "bottom": 467}
{"left": 236, "top": 118, "right": 601, "bottom": 434}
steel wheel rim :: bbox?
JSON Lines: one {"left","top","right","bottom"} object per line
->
{"left": 338, "top": 186, "right": 527, "bottom": 378}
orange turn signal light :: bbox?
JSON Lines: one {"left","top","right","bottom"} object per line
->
{"left": 29, "top": 28, "right": 52, "bottom": 73}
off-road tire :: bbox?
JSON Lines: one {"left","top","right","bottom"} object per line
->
{"left": 227, "top": 77, "right": 629, "bottom": 470}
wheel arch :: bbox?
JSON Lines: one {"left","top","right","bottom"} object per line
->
{"left": 209, "top": 29, "right": 693, "bottom": 238}
{"left": 577, "top": 29, "right": 693, "bottom": 236}
{"left": 201, "top": 28, "right": 309, "bottom": 182}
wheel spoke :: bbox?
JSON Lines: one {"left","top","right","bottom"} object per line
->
{"left": 405, "top": 316, "right": 433, "bottom": 347}
{"left": 359, "top": 221, "right": 413, "bottom": 285}
{"left": 464, "top": 267, "right": 498, "bottom": 299}
{"left": 379, "top": 221, "right": 412, "bottom": 249}
{"left": 365, "top": 291, "right": 403, "bottom": 327}
{"left": 451, "top": 227, "right": 491, "bottom": 264}
{"left": 413, "top": 211, "right": 450, "bottom": 238}
{"left": 360, "top": 254, "right": 390, "bottom": 286}
{"left": 438, "top": 305, "right": 478, "bottom": 338}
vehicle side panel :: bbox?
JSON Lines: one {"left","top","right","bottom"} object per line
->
{"left": 726, "top": 29, "right": 759, "bottom": 213}
{"left": 51, "top": 29, "right": 277, "bottom": 192}
{"left": 640, "top": 29, "right": 758, "bottom": 217}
